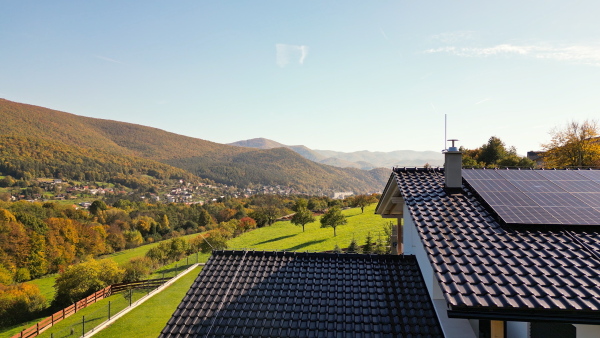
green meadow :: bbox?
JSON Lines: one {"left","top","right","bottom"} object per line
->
{"left": 4, "top": 205, "right": 388, "bottom": 338}
{"left": 228, "top": 204, "right": 389, "bottom": 252}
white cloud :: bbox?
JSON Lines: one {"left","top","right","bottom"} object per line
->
{"left": 276, "top": 44, "right": 309, "bottom": 67}
{"left": 424, "top": 43, "right": 600, "bottom": 66}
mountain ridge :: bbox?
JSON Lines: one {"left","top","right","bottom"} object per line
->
{"left": 0, "top": 99, "right": 388, "bottom": 194}
{"left": 229, "top": 137, "right": 444, "bottom": 169}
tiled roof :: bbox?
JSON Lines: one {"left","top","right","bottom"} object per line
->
{"left": 393, "top": 167, "right": 600, "bottom": 323}
{"left": 160, "top": 250, "right": 444, "bottom": 338}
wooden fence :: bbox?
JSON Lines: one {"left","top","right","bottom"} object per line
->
{"left": 11, "top": 277, "right": 170, "bottom": 338}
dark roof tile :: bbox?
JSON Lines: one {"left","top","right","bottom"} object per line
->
{"left": 392, "top": 167, "right": 600, "bottom": 320}
{"left": 160, "top": 250, "right": 443, "bottom": 337}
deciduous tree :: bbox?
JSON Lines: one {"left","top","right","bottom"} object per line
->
{"left": 542, "top": 119, "right": 600, "bottom": 168}
{"left": 352, "top": 194, "right": 378, "bottom": 213}
{"left": 291, "top": 199, "right": 315, "bottom": 232}
{"left": 320, "top": 206, "right": 347, "bottom": 237}
{"left": 53, "top": 259, "right": 123, "bottom": 307}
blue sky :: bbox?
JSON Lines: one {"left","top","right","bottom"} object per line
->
{"left": 1, "top": 1, "right": 599, "bottom": 154}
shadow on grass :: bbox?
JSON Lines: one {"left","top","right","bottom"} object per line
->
{"left": 284, "top": 239, "right": 327, "bottom": 251}
{"left": 255, "top": 234, "right": 297, "bottom": 245}
{"left": 155, "top": 264, "right": 194, "bottom": 278}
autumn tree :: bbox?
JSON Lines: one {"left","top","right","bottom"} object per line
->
{"left": 291, "top": 199, "right": 315, "bottom": 232}
{"left": 542, "top": 119, "right": 600, "bottom": 168}
{"left": 238, "top": 217, "right": 257, "bottom": 232}
{"left": 53, "top": 259, "right": 123, "bottom": 307}
{"left": 320, "top": 206, "right": 347, "bottom": 237}
{"left": 0, "top": 283, "right": 46, "bottom": 327}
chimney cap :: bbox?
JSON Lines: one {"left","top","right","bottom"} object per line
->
{"left": 447, "top": 139, "right": 459, "bottom": 152}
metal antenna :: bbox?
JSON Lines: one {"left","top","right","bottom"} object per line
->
{"left": 444, "top": 114, "right": 447, "bottom": 151}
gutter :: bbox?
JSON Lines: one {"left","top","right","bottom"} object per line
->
{"left": 447, "top": 309, "right": 600, "bottom": 325}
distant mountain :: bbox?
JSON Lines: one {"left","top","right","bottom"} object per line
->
{"left": 230, "top": 138, "right": 444, "bottom": 169}
{"left": 229, "top": 138, "right": 326, "bottom": 162}
{"left": 0, "top": 99, "right": 388, "bottom": 194}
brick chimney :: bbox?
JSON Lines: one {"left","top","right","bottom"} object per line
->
{"left": 444, "top": 139, "right": 462, "bottom": 190}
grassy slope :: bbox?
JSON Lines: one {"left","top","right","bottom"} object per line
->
{"left": 93, "top": 266, "right": 202, "bottom": 338}
{"left": 228, "top": 204, "right": 388, "bottom": 252}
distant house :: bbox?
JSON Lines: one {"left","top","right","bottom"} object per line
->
{"left": 526, "top": 151, "right": 544, "bottom": 167}
{"left": 161, "top": 250, "right": 443, "bottom": 337}
{"left": 377, "top": 147, "right": 600, "bottom": 337}
{"left": 333, "top": 191, "right": 354, "bottom": 199}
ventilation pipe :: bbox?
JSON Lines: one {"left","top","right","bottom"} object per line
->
{"left": 444, "top": 139, "right": 462, "bottom": 190}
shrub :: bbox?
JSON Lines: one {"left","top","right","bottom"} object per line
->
{"left": 0, "top": 283, "right": 46, "bottom": 327}
{"left": 53, "top": 259, "right": 124, "bottom": 307}
{"left": 122, "top": 257, "right": 155, "bottom": 282}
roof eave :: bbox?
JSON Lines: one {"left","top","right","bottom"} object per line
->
{"left": 375, "top": 172, "right": 404, "bottom": 217}
{"left": 448, "top": 308, "right": 600, "bottom": 325}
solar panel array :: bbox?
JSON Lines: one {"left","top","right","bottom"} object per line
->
{"left": 462, "top": 169, "right": 600, "bottom": 226}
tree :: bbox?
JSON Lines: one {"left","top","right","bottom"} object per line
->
{"left": 320, "top": 206, "right": 347, "bottom": 237}
{"left": 0, "top": 283, "right": 46, "bottom": 327}
{"left": 53, "top": 259, "right": 123, "bottom": 307}
{"left": 478, "top": 136, "right": 507, "bottom": 165}
{"left": 347, "top": 237, "right": 361, "bottom": 253}
{"left": 239, "top": 217, "right": 257, "bottom": 233}
{"left": 290, "top": 199, "right": 315, "bottom": 232}
{"left": 197, "top": 230, "right": 228, "bottom": 253}
{"left": 362, "top": 232, "right": 374, "bottom": 254}
{"left": 542, "top": 119, "right": 600, "bottom": 168}
{"left": 461, "top": 137, "right": 534, "bottom": 168}
{"left": 352, "top": 194, "right": 377, "bottom": 213}
{"left": 122, "top": 257, "right": 155, "bottom": 282}
{"left": 307, "top": 198, "right": 328, "bottom": 212}
{"left": 89, "top": 200, "right": 107, "bottom": 216}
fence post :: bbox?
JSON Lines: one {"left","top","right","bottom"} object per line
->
{"left": 74, "top": 301, "right": 77, "bottom": 313}
{"left": 108, "top": 301, "right": 111, "bottom": 320}
{"left": 36, "top": 322, "right": 39, "bottom": 335}
{"left": 82, "top": 315, "right": 85, "bottom": 336}
{"left": 129, "top": 288, "right": 132, "bottom": 307}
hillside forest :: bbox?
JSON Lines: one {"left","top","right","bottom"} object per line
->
{"left": 0, "top": 193, "right": 377, "bottom": 327}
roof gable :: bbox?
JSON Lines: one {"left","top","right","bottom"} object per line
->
{"left": 160, "top": 250, "right": 443, "bottom": 337}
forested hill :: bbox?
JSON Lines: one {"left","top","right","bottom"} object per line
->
{"left": 0, "top": 99, "right": 388, "bottom": 193}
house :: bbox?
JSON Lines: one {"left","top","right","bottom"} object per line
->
{"left": 160, "top": 250, "right": 444, "bottom": 337}
{"left": 376, "top": 147, "right": 600, "bottom": 338}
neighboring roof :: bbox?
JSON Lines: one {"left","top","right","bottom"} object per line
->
{"left": 390, "top": 167, "right": 600, "bottom": 323}
{"left": 160, "top": 250, "right": 444, "bottom": 338}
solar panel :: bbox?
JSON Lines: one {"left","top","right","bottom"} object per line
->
{"left": 462, "top": 169, "right": 600, "bottom": 226}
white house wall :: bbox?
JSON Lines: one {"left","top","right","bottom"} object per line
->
{"left": 403, "top": 205, "right": 476, "bottom": 338}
